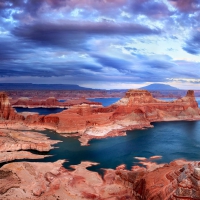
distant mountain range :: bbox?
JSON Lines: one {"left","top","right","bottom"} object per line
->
{"left": 140, "top": 83, "right": 179, "bottom": 90}
{"left": 0, "top": 83, "right": 94, "bottom": 90}
{"left": 0, "top": 83, "right": 179, "bottom": 91}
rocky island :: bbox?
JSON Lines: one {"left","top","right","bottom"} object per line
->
{"left": 1, "top": 89, "right": 200, "bottom": 199}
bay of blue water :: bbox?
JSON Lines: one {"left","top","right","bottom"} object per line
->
{"left": 11, "top": 97, "right": 200, "bottom": 173}
{"left": 88, "top": 98, "right": 120, "bottom": 107}
{"left": 58, "top": 100, "right": 66, "bottom": 102}
{"left": 15, "top": 107, "right": 66, "bottom": 115}
{"left": 16, "top": 120, "right": 200, "bottom": 174}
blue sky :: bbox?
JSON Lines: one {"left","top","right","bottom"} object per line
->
{"left": 0, "top": 0, "right": 200, "bottom": 89}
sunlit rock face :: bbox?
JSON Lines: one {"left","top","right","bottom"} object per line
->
{"left": 115, "top": 89, "right": 157, "bottom": 105}
{"left": 115, "top": 159, "right": 200, "bottom": 200}
{"left": 0, "top": 92, "right": 24, "bottom": 120}
{"left": 12, "top": 96, "right": 102, "bottom": 108}
{"left": 12, "top": 97, "right": 60, "bottom": 108}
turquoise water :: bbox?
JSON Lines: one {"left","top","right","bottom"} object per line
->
{"left": 15, "top": 107, "right": 66, "bottom": 115}
{"left": 14, "top": 120, "right": 200, "bottom": 174}
{"left": 9, "top": 97, "right": 200, "bottom": 173}
{"left": 88, "top": 98, "right": 120, "bottom": 107}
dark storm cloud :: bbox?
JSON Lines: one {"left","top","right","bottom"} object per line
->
{"left": 168, "top": 0, "right": 199, "bottom": 13}
{"left": 0, "top": 0, "right": 45, "bottom": 17}
{"left": 92, "top": 54, "right": 132, "bottom": 71}
{"left": 0, "top": 58, "right": 103, "bottom": 77}
{"left": 144, "top": 60, "right": 175, "bottom": 69}
{"left": 130, "top": 0, "right": 172, "bottom": 19}
{"left": 0, "top": 0, "right": 128, "bottom": 20}
{"left": 0, "top": 38, "right": 35, "bottom": 61}
{"left": 12, "top": 22, "right": 161, "bottom": 50}
{"left": 183, "top": 32, "right": 200, "bottom": 55}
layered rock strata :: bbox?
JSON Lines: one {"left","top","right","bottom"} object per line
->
{"left": 12, "top": 97, "right": 102, "bottom": 108}
{"left": 1, "top": 90, "right": 200, "bottom": 145}
{"left": 0, "top": 92, "right": 24, "bottom": 120}
{"left": 1, "top": 159, "right": 200, "bottom": 199}
{"left": 0, "top": 129, "right": 60, "bottom": 164}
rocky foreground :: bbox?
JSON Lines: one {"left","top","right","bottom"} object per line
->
{"left": 1, "top": 158, "right": 200, "bottom": 199}
{"left": 1, "top": 90, "right": 200, "bottom": 199}
{"left": 0, "top": 128, "right": 60, "bottom": 164}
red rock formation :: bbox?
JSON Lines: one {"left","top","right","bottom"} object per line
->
{"left": 12, "top": 96, "right": 102, "bottom": 108}
{"left": 0, "top": 92, "right": 24, "bottom": 120}
{"left": 1, "top": 158, "right": 200, "bottom": 199}
{"left": 1, "top": 90, "right": 200, "bottom": 146}
{"left": 115, "top": 159, "right": 200, "bottom": 199}
{"left": 0, "top": 160, "right": 134, "bottom": 199}
{"left": 0, "top": 129, "right": 60, "bottom": 164}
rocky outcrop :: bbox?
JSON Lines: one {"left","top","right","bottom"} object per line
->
{"left": 2, "top": 159, "right": 200, "bottom": 199}
{"left": 0, "top": 151, "right": 51, "bottom": 164}
{"left": 12, "top": 96, "right": 102, "bottom": 108}
{"left": 115, "top": 159, "right": 200, "bottom": 200}
{"left": 0, "top": 129, "right": 60, "bottom": 164}
{"left": 0, "top": 92, "right": 24, "bottom": 120}
{"left": 0, "top": 160, "right": 134, "bottom": 199}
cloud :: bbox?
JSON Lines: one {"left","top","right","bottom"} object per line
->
{"left": 144, "top": 60, "right": 175, "bottom": 69}
{"left": 12, "top": 21, "right": 161, "bottom": 50}
{"left": 0, "top": 0, "right": 128, "bottom": 20}
{"left": 166, "top": 78, "right": 200, "bottom": 83}
{"left": 183, "top": 32, "right": 200, "bottom": 55}
{"left": 168, "top": 0, "right": 199, "bottom": 13}
{"left": 130, "top": 0, "right": 172, "bottom": 19}
{"left": 92, "top": 54, "right": 133, "bottom": 72}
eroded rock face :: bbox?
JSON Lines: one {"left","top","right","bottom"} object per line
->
{"left": 0, "top": 161, "right": 134, "bottom": 200}
{"left": 12, "top": 96, "right": 102, "bottom": 108}
{"left": 12, "top": 97, "right": 60, "bottom": 108}
{"left": 0, "top": 169, "right": 21, "bottom": 195}
{"left": 115, "top": 159, "right": 200, "bottom": 200}
{"left": 0, "top": 92, "right": 24, "bottom": 120}
{"left": 2, "top": 159, "right": 200, "bottom": 199}
{"left": 0, "top": 129, "right": 60, "bottom": 164}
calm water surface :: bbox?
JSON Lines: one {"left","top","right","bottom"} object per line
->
{"left": 15, "top": 107, "right": 66, "bottom": 115}
{"left": 15, "top": 120, "right": 200, "bottom": 173}
{"left": 88, "top": 98, "right": 120, "bottom": 107}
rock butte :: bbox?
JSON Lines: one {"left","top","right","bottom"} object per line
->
{"left": 1, "top": 90, "right": 200, "bottom": 199}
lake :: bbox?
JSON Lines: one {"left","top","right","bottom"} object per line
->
{"left": 15, "top": 107, "right": 66, "bottom": 115}
{"left": 88, "top": 98, "right": 120, "bottom": 107}
{"left": 12, "top": 120, "right": 200, "bottom": 174}
{"left": 11, "top": 97, "right": 200, "bottom": 173}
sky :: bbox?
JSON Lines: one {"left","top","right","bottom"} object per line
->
{"left": 1, "top": 0, "right": 200, "bottom": 89}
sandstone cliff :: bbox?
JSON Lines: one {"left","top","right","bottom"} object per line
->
{"left": 0, "top": 92, "right": 24, "bottom": 120}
